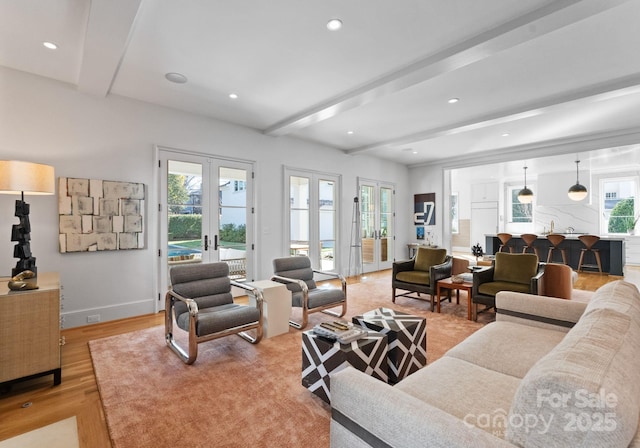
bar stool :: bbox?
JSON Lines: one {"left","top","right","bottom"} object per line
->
{"left": 577, "top": 235, "right": 603, "bottom": 273}
{"left": 497, "top": 233, "right": 514, "bottom": 253}
{"left": 546, "top": 234, "right": 568, "bottom": 264}
{"left": 521, "top": 233, "right": 539, "bottom": 257}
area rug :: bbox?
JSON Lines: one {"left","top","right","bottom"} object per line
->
{"left": 90, "top": 277, "right": 485, "bottom": 448}
{"left": 0, "top": 416, "right": 78, "bottom": 448}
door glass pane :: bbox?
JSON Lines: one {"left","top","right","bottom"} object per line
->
{"left": 379, "top": 187, "right": 392, "bottom": 263}
{"left": 167, "top": 161, "right": 202, "bottom": 265}
{"left": 219, "top": 167, "right": 247, "bottom": 280}
{"left": 290, "top": 176, "right": 310, "bottom": 256}
{"left": 319, "top": 179, "right": 335, "bottom": 271}
{"left": 361, "top": 185, "right": 375, "bottom": 264}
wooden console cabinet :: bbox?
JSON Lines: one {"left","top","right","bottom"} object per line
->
{"left": 0, "top": 272, "right": 61, "bottom": 386}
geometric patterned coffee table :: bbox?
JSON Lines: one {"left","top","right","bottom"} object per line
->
{"left": 301, "top": 329, "right": 388, "bottom": 404}
{"left": 352, "top": 308, "right": 426, "bottom": 384}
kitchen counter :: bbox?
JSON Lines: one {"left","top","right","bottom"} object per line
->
{"left": 485, "top": 233, "right": 625, "bottom": 241}
{"left": 484, "top": 234, "right": 625, "bottom": 276}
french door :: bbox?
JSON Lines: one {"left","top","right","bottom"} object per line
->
{"left": 158, "top": 149, "right": 254, "bottom": 309}
{"left": 286, "top": 168, "right": 340, "bottom": 272}
{"left": 359, "top": 179, "right": 395, "bottom": 273}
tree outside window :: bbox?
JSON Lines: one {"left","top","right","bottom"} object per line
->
{"left": 602, "top": 178, "right": 637, "bottom": 233}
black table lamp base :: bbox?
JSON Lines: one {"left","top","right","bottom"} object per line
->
{"left": 11, "top": 197, "right": 38, "bottom": 281}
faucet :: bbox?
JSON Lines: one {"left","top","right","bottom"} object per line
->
{"left": 567, "top": 226, "right": 574, "bottom": 234}
{"left": 550, "top": 220, "right": 554, "bottom": 233}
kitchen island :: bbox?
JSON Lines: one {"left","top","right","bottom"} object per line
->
{"left": 484, "top": 234, "right": 625, "bottom": 276}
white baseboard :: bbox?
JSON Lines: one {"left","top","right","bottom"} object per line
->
{"left": 61, "top": 299, "right": 156, "bottom": 329}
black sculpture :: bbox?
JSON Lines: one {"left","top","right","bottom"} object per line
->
{"left": 471, "top": 242, "right": 484, "bottom": 261}
{"left": 11, "top": 196, "right": 38, "bottom": 279}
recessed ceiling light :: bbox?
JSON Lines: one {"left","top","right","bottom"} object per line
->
{"left": 229, "top": 93, "right": 238, "bottom": 99}
{"left": 165, "top": 72, "right": 188, "bottom": 84}
{"left": 412, "top": 150, "right": 418, "bottom": 154}
{"left": 43, "top": 41, "right": 58, "bottom": 50}
{"left": 327, "top": 19, "right": 343, "bottom": 31}
{"left": 347, "top": 130, "right": 354, "bottom": 135}
{"left": 448, "top": 98, "right": 459, "bottom": 104}
{"left": 502, "top": 133, "right": 510, "bottom": 137}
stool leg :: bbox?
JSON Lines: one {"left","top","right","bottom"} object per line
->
{"left": 533, "top": 247, "right": 539, "bottom": 258}
{"left": 577, "top": 249, "right": 586, "bottom": 272}
{"left": 547, "top": 248, "right": 553, "bottom": 263}
{"left": 561, "top": 249, "right": 568, "bottom": 265}
{"left": 594, "top": 250, "right": 603, "bottom": 274}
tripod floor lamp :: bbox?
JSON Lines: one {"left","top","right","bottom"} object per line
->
{"left": 0, "top": 160, "right": 55, "bottom": 290}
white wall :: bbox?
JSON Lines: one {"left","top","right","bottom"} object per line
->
{"left": 408, "top": 164, "right": 445, "bottom": 250}
{"left": 0, "top": 67, "right": 410, "bottom": 327}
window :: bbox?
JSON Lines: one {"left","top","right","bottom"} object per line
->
{"left": 601, "top": 177, "right": 637, "bottom": 233}
{"left": 451, "top": 192, "right": 459, "bottom": 234}
{"left": 234, "top": 180, "right": 246, "bottom": 192}
{"left": 508, "top": 185, "right": 532, "bottom": 223}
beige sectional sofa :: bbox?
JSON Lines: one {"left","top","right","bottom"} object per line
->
{"left": 330, "top": 280, "right": 640, "bottom": 447}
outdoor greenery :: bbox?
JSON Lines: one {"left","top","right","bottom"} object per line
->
{"left": 608, "top": 198, "right": 636, "bottom": 233}
{"left": 168, "top": 174, "right": 190, "bottom": 213}
{"left": 167, "top": 173, "right": 245, "bottom": 244}
{"left": 168, "top": 214, "right": 202, "bottom": 240}
{"left": 168, "top": 216, "right": 246, "bottom": 244}
{"left": 220, "top": 223, "right": 246, "bottom": 243}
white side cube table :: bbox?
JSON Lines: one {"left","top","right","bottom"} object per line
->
{"left": 246, "top": 280, "right": 292, "bottom": 338}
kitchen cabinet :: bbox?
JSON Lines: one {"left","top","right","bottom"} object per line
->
{"left": 471, "top": 182, "right": 499, "bottom": 203}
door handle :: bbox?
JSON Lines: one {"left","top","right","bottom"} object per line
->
{"left": 214, "top": 235, "right": 218, "bottom": 250}
{"left": 204, "top": 235, "right": 209, "bottom": 251}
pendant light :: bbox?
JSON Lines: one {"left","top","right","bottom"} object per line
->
{"left": 568, "top": 159, "right": 588, "bottom": 201}
{"left": 518, "top": 165, "right": 534, "bottom": 204}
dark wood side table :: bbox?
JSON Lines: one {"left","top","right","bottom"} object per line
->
{"left": 436, "top": 277, "right": 473, "bottom": 321}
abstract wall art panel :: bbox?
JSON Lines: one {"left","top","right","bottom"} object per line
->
{"left": 58, "top": 178, "right": 145, "bottom": 253}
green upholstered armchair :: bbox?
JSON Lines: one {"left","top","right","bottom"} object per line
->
{"left": 472, "top": 252, "right": 543, "bottom": 321}
{"left": 392, "top": 247, "right": 452, "bottom": 311}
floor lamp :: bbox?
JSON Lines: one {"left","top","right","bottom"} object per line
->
{"left": 0, "top": 160, "right": 55, "bottom": 289}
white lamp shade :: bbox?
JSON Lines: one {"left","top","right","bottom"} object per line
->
{"left": 568, "top": 185, "right": 588, "bottom": 201}
{"left": 0, "top": 160, "right": 55, "bottom": 195}
{"left": 518, "top": 187, "right": 534, "bottom": 204}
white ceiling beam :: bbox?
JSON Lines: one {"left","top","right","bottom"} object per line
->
{"left": 76, "top": 0, "right": 143, "bottom": 97}
{"left": 264, "top": 0, "right": 631, "bottom": 137}
{"left": 346, "top": 74, "right": 640, "bottom": 154}
{"left": 408, "top": 127, "right": 640, "bottom": 170}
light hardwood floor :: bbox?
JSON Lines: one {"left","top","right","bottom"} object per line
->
{"left": 0, "top": 268, "right": 632, "bottom": 447}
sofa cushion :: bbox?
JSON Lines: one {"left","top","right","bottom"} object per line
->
{"left": 395, "top": 270, "right": 430, "bottom": 285}
{"left": 445, "top": 321, "right": 566, "bottom": 378}
{"left": 395, "top": 356, "right": 521, "bottom": 439}
{"left": 584, "top": 279, "right": 640, "bottom": 317}
{"left": 493, "top": 252, "right": 538, "bottom": 284}
{"left": 506, "top": 281, "right": 640, "bottom": 448}
{"left": 414, "top": 247, "right": 447, "bottom": 272}
{"left": 479, "top": 281, "right": 531, "bottom": 297}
